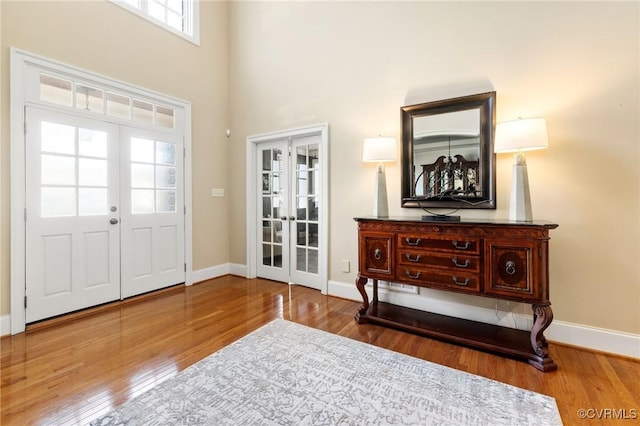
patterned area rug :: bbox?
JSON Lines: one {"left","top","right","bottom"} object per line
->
{"left": 92, "top": 319, "right": 562, "bottom": 425}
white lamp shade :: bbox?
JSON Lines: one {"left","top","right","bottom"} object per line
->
{"left": 494, "top": 118, "right": 549, "bottom": 153}
{"left": 362, "top": 137, "right": 397, "bottom": 162}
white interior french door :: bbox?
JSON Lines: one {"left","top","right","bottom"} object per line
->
{"left": 25, "top": 108, "right": 185, "bottom": 322}
{"left": 257, "top": 135, "right": 321, "bottom": 290}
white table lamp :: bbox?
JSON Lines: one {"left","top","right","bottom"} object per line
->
{"left": 362, "top": 137, "right": 397, "bottom": 217}
{"left": 494, "top": 118, "right": 548, "bottom": 222}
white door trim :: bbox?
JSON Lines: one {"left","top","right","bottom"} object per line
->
{"left": 246, "top": 123, "right": 329, "bottom": 294}
{"left": 9, "top": 48, "right": 193, "bottom": 334}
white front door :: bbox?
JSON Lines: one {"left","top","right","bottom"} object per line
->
{"left": 25, "top": 108, "right": 121, "bottom": 322}
{"left": 25, "top": 109, "right": 185, "bottom": 322}
{"left": 256, "top": 135, "right": 322, "bottom": 290}
{"left": 120, "top": 127, "right": 185, "bottom": 298}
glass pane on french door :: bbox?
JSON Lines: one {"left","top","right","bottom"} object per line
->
{"left": 293, "top": 143, "right": 319, "bottom": 275}
{"left": 262, "top": 147, "right": 284, "bottom": 268}
{"left": 257, "top": 143, "right": 289, "bottom": 283}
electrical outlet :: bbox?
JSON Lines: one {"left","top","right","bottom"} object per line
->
{"left": 341, "top": 260, "right": 350, "bottom": 273}
{"left": 211, "top": 188, "right": 225, "bottom": 197}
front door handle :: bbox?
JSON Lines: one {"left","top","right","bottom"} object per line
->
{"left": 110, "top": 218, "right": 119, "bottom": 225}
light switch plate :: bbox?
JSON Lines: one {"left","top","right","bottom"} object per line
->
{"left": 211, "top": 188, "right": 225, "bottom": 197}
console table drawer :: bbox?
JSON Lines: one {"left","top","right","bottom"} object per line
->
{"left": 398, "top": 250, "right": 481, "bottom": 273}
{"left": 398, "top": 266, "right": 481, "bottom": 292}
{"left": 399, "top": 234, "right": 480, "bottom": 254}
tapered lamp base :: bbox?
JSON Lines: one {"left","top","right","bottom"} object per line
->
{"left": 509, "top": 152, "right": 533, "bottom": 222}
{"left": 373, "top": 163, "right": 389, "bottom": 218}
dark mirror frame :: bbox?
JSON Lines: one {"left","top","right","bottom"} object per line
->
{"left": 401, "top": 91, "right": 496, "bottom": 209}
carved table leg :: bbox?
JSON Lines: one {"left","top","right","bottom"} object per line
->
{"left": 355, "top": 275, "right": 370, "bottom": 323}
{"left": 529, "top": 304, "right": 557, "bottom": 372}
{"left": 372, "top": 279, "right": 379, "bottom": 304}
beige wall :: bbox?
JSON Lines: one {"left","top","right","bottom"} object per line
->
{"left": 0, "top": 1, "right": 230, "bottom": 315}
{"left": 228, "top": 1, "right": 640, "bottom": 334}
{"left": 2, "top": 1, "right": 638, "bottom": 338}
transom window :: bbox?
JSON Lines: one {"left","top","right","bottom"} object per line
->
{"left": 111, "top": 0, "right": 199, "bottom": 45}
{"left": 39, "top": 73, "right": 176, "bottom": 129}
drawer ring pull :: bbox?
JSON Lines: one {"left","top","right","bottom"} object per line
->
{"left": 406, "top": 270, "right": 422, "bottom": 279}
{"left": 452, "top": 257, "right": 470, "bottom": 268}
{"left": 374, "top": 249, "right": 382, "bottom": 260}
{"left": 505, "top": 260, "right": 517, "bottom": 275}
{"left": 452, "top": 276, "right": 471, "bottom": 286}
{"left": 452, "top": 240, "right": 471, "bottom": 250}
{"left": 405, "top": 254, "right": 422, "bottom": 263}
{"left": 405, "top": 238, "right": 422, "bottom": 246}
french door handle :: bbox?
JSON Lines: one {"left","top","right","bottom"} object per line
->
{"left": 110, "top": 218, "right": 119, "bottom": 225}
{"left": 280, "top": 216, "right": 288, "bottom": 221}
{"left": 289, "top": 216, "right": 295, "bottom": 221}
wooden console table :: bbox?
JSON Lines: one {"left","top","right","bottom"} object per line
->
{"left": 354, "top": 217, "right": 558, "bottom": 372}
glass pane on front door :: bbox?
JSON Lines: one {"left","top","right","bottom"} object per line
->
{"left": 130, "top": 137, "right": 178, "bottom": 215}
{"left": 39, "top": 122, "right": 111, "bottom": 218}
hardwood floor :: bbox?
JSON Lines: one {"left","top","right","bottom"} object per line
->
{"left": 2, "top": 275, "right": 638, "bottom": 425}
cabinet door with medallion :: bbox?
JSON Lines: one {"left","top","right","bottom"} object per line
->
{"left": 358, "top": 231, "right": 395, "bottom": 281}
{"left": 485, "top": 239, "right": 544, "bottom": 303}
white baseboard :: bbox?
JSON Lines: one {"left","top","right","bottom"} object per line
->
{"left": 229, "top": 263, "right": 247, "bottom": 277}
{"left": 190, "top": 263, "right": 232, "bottom": 284}
{"left": 546, "top": 320, "right": 640, "bottom": 359}
{"left": 1, "top": 315, "right": 10, "bottom": 336}
{"left": 191, "top": 263, "right": 248, "bottom": 285}
{"left": 328, "top": 279, "right": 640, "bottom": 359}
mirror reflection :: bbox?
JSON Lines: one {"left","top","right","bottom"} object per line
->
{"left": 401, "top": 92, "right": 496, "bottom": 209}
{"left": 413, "top": 109, "right": 480, "bottom": 199}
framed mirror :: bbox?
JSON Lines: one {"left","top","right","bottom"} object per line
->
{"left": 401, "top": 91, "right": 496, "bottom": 209}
